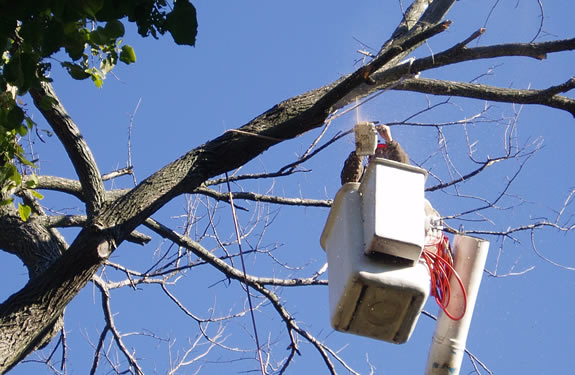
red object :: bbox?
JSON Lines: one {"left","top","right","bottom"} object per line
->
{"left": 423, "top": 234, "right": 468, "bottom": 321}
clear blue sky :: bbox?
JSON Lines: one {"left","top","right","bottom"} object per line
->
{"left": 2, "top": 1, "right": 574, "bottom": 374}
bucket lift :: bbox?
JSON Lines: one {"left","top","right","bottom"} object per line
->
{"left": 320, "top": 122, "right": 489, "bottom": 369}
{"left": 320, "top": 158, "right": 431, "bottom": 344}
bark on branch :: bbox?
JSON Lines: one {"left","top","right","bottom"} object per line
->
{"left": 194, "top": 187, "right": 333, "bottom": 208}
{"left": 369, "top": 37, "right": 575, "bottom": 103}
{"left": 394, "top": 77, "right": 575, "bottom": 116}
{"left": 30, "top": 83, "right": 105, "bottom": 217}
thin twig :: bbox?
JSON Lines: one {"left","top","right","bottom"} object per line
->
{"left": 225, "top": 172, "right": 265, "bottom": 375}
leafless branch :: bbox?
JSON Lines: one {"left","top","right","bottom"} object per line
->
{"left": 89, "top": 327, "right": 109, "bottom": 375}
{"left": 38, "top": 215, "right": 151, "bottom": 245}
{"left": 394, "top": 77, "right": 575, "bottom": 116}
{"left": 93, "top": 275, "right": 145, "bottom": 375}
{"left": 142, "top": 218, "right": 353, "bottom": 374}
{"left": 30, "top": 82, "right": 105, "bottom": 217}
{"left": 531, "top": 230, "right": 575, "bottom": 270}
{"left": 195, "top": 186, "right": 332, "bottom": 208}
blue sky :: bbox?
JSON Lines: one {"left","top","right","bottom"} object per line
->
{"left": 2, "top": 1, "right": 574, "bottom": 374}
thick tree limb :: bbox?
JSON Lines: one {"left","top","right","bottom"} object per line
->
{"left": 30, "top": 83, "right": 105, "bottom": 217}
{"left": 369, "top": 37, "right": 575, "bottom": 99}
{"left": 0, "top": 215, "right": 62, "bottom": 278}
{"left": 332, "top": 35, "right": 575, "bottom": 113}
{"left": 391, "top": 0, "right": 433, "bottom": 40}
{"left": 395, "top": 77, "right": 575, "bottom": 116}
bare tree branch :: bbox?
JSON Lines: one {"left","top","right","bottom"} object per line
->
{"left": 395, "top": 77, "right": 575, "bottom": 116}
{"left": 93, "top": 275, "right": 145, "bottom": 375}
{"left": 194, "top": 187, "right": 332, "bottom": 208}
{"left": 142, "top": 218, "right": 347, "bottom": 373}
{"left": 30, "top": 83, "right": 105, "bottom": 217}
{"left": 38, "top": 215, "right": 151, "bottom": 245}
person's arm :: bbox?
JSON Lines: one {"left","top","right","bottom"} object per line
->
{"left": 376, "top": 125, "right": 410, "bottom": 164}
{"left": 340, "top": 151, "right": 364, "bottom": 185}
{"left": 382, "top": 140, "right": 410, "bottom": 164}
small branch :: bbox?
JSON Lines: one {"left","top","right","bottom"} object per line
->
{"left": 38, "top": 215, "right": 151, "bottom": 245}
{"left": 453, "top": 28, "right": 486, "bottom": 50}
{"left": 531, "top": 230, "right": 575, "bottom": 270}
{"left": 313, "top": 20, "right": 451, "bottom": 112}
{"left": 366, "top": 37, "right": 575, "bottom": 111}
{"left": 34, "top": 175, "right": 84, "bottom": 199}
{"left": 465, "top": 348, "right": 494, "bottom": 375}
{"left": 89, "top": 327, "right": 108, "bottom": 375}
{"left": 142, "top": 218, "right": 352, "bottom": 374}
{"left": 101, "top": 167, "right": 134, "bottom": 181}
{"left": 426, "top": 155, "right": 506, "bottom": 192}
{"left": 194, "top": 187, "right": 332, "bottom": 208}
{"left": 93, "top": 275, "right": 145, "bottom": 375}
{"left": 33, "top": 175, "right": 127, "bottom": 202}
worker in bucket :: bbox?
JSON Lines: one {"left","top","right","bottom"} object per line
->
{"left": 340, "top": 124, "right": 409, "bottom": 185}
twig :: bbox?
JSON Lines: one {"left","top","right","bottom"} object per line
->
{"left": 224, "top": 172, "right": 265, "bottom": 375}
{"left": 93, "top": 276, "right": 145, "bottom": 375}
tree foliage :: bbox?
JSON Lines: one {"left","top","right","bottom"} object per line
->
{"left": 0, "top": 0, "right": 197, "bottom": 217}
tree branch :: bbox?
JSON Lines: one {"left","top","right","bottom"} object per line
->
{"left": 369, "top": 36, "right": 575, "bottom": 98}
{"left": 38, "top": 215, "right": 151, "bottom": 245}
{"left": 394, "top": 77, "right": 575, "bottom": 116}
{"left": 30, "top": 82, "right": 106, "bottom": 217}
{"left": 194, "top": 187, "right": 332, "bottom": 208}
{"left": 93, "top": 275, "right": 144, "bottom": 375}
{"left": 143, "top": 218, "right": 345, "bottom": 374}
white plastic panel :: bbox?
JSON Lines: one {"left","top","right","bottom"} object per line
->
{"left": 360, "top": 158, "right": 427, "bottom": 263}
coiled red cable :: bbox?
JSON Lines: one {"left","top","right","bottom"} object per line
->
{"left": 423, "top": 234, "right": 467, "bottom": 320}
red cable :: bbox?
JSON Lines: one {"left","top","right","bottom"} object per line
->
{"left": 423, "top": 235, "right": 467, "bottom": 320}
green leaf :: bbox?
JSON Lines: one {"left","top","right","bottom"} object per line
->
{"left": 64, "top": 27, "right": 90, "bottom": 61}
{"left": 0, "top": 199, "right": 13, "bottom": 206}
{"left": 42, "top": 19, "right": 65, "bottom": 57}
{"left": 62, "top": 62, "right": 91, "bottom": 80}
{"left": 30, "top": 190, "right": 44, "bottom": 200}
{"left": 89, "top": 70, "right": 104, "bottom": 88}
{"left": 17, "top": 125, "right": 28, "bottom": 137}
{"left": 100, "top": 55, "right": 115, "bottom": 74}
{"left": 90, "top": 27, "right": 108, "bottom": 45}
{"left": 25, "top": 174, "right": 39, "bottom": 188}
{"left": 119, "top": 45, "right": 136, "bottom": 64}
{"left": 104, "top": 20, "right": 125, "bottom": 39}
{"left": 82, "top": 0, "right": 105, "bottom": 19}
{"left": 165, "top": 0, "right": 198, "bottom": 46}
{"left": 18, "top": 202, "right": 32, "bottom": 222}
{"left": 6, "top": 106, "right": 25, "bottom": 130}
{"left": 7, "top": 164, "right": 21, "bottom": 185}
{"left": 25, "top": 116, "right": 35, "bottom": 129}
{"left": 16, "top": 154, "right": 37, "bottom": 168}
{"left": 4, "top": 55, "right": 24, "bottom": 88}
{"left": 5, "top": 52, "right": 41, "bottom": 93}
